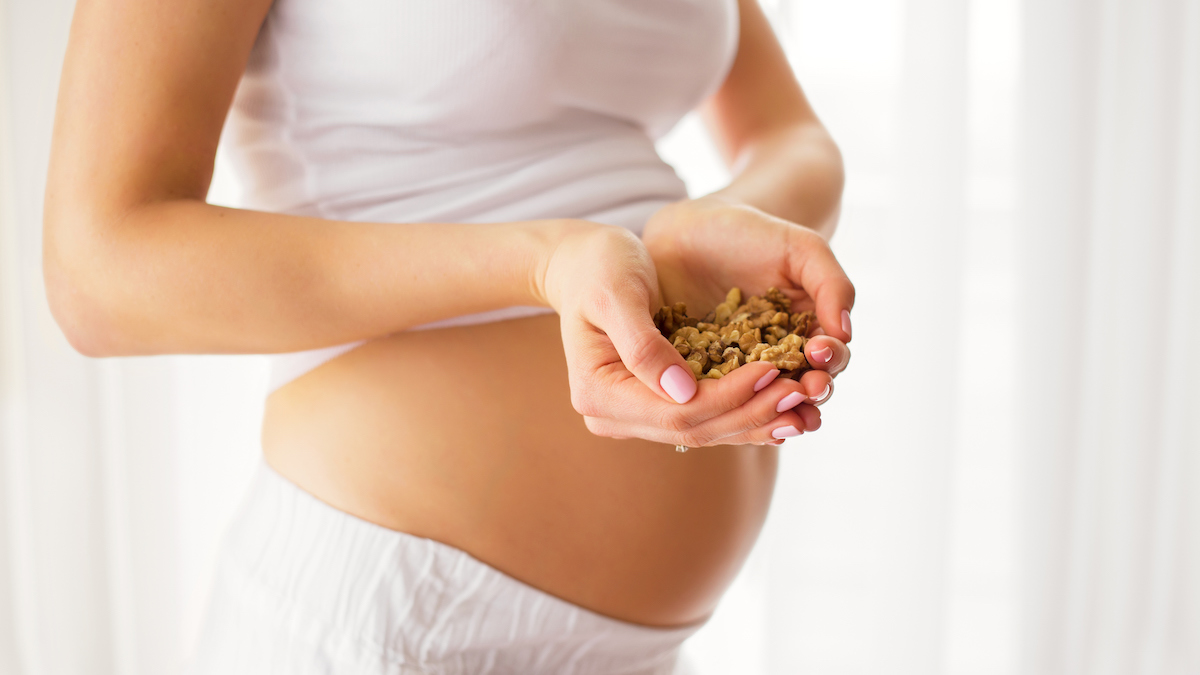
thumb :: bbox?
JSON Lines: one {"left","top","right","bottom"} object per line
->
{"left": 602, "top": 303, "right": 698, "bottom": 405}
{"left": 789, "top": 228, "right": 856, "bottom": 342}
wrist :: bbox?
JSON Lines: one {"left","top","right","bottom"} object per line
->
{"left": 524, "top": 218, "right": 598, "bottom": 310}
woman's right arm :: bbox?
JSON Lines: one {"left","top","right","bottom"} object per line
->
{"left": 45, "top": 0, "right": 578, "bottom": 357}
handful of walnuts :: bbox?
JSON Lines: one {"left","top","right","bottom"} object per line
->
{"left": 653, "top": 287, "right": 817, "bottom": 380}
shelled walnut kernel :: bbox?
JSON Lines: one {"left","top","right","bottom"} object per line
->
{"left": 652, "top": 287, "right": 817, "bottom": 380}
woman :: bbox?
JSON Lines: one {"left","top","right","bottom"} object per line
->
{"left": 44, "top": 0, "right": 854, "bottom": 672}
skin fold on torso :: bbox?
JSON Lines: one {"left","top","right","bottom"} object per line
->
{"left": 262, "top": 313, "right": 778, "bottom": 628}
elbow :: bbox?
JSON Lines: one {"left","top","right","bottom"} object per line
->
{"left": 44, "top": 278, "right": 118, "bottom": 359}
{"left": 809, "top": 123, "right": 845, "bottom": 205}
{"left": 824, "top": 136, "right": 846, "bottom": 236}
{"left": 790, "top": 123, "right": 845, "bottom": 238}
{"left": 807, "top": 123, "right": 845, "bottom": 231}
{"left": 42, "top": 215, "right": 130, "bottom": 358}
{"left": 44, "top": 254, "right": 122, "bottom": 358}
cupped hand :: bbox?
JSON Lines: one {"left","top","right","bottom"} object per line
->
{"left": 642, "top": 197, "right": 855, "bottom": 410}
{"left": 539, "top": 221, "right": 821, "bottom": 446}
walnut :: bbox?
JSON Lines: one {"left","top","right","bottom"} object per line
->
{"left": 654, "top": 287, "right": 818, "bottom": 381}
{"left": 737, "top": 329, "right": 760, "bottom": 353}
{"left": 722, "top": 346, "right": 746, "bottom": 366}
{"left": 765, "top": 287, "right": 791, "bottom": 310}
{"left": 790, "top": 312, "right": 816, "bottom": 337}
{"left": 709, "top": 287, "right": 742, "bottom": 325}
{"left": 685, "top": 348, "right": 709, "bottom": 377}
{"left": 653, "top": 302, "right": 699, "bottom": 338}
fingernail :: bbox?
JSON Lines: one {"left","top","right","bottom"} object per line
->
{"left": 810, "top": 383, "right": 832, "bottom": 404}
{"left": 841, "top": 310, "right": 852, "bottom": 339}
{"left": 754, "top": 369, "right": 781, "bottom": 392}
{"left": 776, "top": 391, "right": 804, "bottom": 412}
{"left": 660, "top": 365, "right": 697, "bottom": 404}
{"left": 772, "top": 425, "right": 801, "bottom": 439}
{"left": 810, "top": 345, "right": 833, "bottom": 364}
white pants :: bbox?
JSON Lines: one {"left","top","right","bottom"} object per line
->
{"left": 187, "top": 462, "right": 704, "bottom": 675}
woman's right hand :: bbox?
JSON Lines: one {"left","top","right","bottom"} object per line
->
{"left": 538, "top": 222, "right": 820, "bottom": 447}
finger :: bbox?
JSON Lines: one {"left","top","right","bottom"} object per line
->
{"left": 795, "top": 403, "right": 822, "bottom": 431}
{"left": 624, "top": 360, "right": 780, "bottom": 430}
{"left": 581, "top": 347, "right": 782, "bottom": 428}
{"left": 797, "top": 369, "right": 833, "bottom": 406}
{"left": 700, "top": 409, "right": 809, "bottom": 446}
{"left": 599, "top": 300, "right": 699, "bottom": 404}
{"left": 578, "top": 362, "right": 786, "bottom": 445}
{"left": 581, "top": 415, "right": 675, "bottom": 444}
{"left": 804, "top": 335, "right": 850, "bottom": 376}
{"left": 583, "top": 405, "right": 810, "bottom": 448}
{"left": 786, "top": 228, "right": 855, "bottom": 342}
{"left": 670, "top": 376, "right": 807, "bottom": 446}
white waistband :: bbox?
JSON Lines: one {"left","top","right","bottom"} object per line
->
{"left": 189, "top": 461, "right": 702, "bottom": 675}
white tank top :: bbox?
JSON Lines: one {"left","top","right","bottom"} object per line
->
{"left": 221, "top": 0, "right": 740, "bottom": 392}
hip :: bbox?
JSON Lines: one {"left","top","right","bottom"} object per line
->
{"left": 189, "top": 461, "right": 702, "bottom": 675}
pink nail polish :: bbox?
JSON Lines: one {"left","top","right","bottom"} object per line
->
{"left": 660, "top": 365, "right": 697, "bottom": 404}
{"left": 841, "top": 310, "right": 852, "bottom": 339}
{"left": 772, "top": 425, "right": 801, "bottom": 439}
{"left": 776, "top": 391, "right": 804, "bottom": 412}
{"left": 810, "top": 383, "right": 832, "bottom": 404}
{"left": 754, "top": 369, "right": 781, "bottom": 392}
{"left": 810, "top": 345, "right": 833, "bottom": 364}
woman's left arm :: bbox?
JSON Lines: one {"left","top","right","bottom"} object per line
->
{"left": 642, "top": 0, "right": 852, "bottom": 407}
{"left": 701, "top": 0, "right": 844, "bottom": 240}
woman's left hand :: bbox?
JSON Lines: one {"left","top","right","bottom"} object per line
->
{"left": 642, "top": 196, "right": 855, "bottom": 412}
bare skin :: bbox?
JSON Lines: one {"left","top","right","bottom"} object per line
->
{"left": 263, "top": 315, "right": 785, "bottom": 626}
{"left": 45, "top": 0, "right": 853, "bottom": 627}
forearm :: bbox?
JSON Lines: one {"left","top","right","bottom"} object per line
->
{"left": 45, "top": 199, "right": 569, "bottom": 356}
{"left": 707, "top": 122, "right": 845, "bottom": 241}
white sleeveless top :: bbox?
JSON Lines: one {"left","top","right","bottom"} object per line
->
{"left": 221, "top": 0, "right": 740, "bottom": 392}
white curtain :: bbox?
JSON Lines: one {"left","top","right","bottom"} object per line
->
{"left": 1, "top": 1, "right": 1197, "bottom": 674}
{"left": 1016, "top": 0, "right": 1200, "bottom": 672}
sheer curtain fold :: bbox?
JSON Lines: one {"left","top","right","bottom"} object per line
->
{"left": 882, "top": 0, "right": 969, "bottom": 670}
{"left": 1, "top": 2, "right": 30, "bottom": 671}
{"left": 1017, "top": 0, "right": 1200, "bottom": 672}
{"left": 1, "top": 0, "right": 181, "bottom": 673}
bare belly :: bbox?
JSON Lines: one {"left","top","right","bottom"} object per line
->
{"left": 261, "top": 313, "right": 777, "bottom": 627}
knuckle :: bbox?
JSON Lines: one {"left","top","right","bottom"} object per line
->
{"left": 677, "top": 429, "right": 709, "bottom": 448}
{"left": 583, "top": 416, "right": 613, "bottom": 438}
{"left": 713, "top": 203, "right": 753, "bottom": 227}
{"left": 750, "top": 398, "right": 781, "bottom": 427}
{"left": 790, "top": 221, "right": 826, "bottom": 246}
{"left": 621, "top": 329, "right": 663, "bottom": 374}
{"left": 745, "top": 407, "right": 778, "bottom": 434}
{"left": 587, "top": 286, "right": 617, "bottom": 322}
{"left": 657, "top": 408, "right": 691, "bottom": 435}
{"left": 570, "top": 386, "right": 601, "bottom": 417}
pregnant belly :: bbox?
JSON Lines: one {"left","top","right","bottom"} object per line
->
{"left": 261, "top": 313, "right": 778, "bottom": 627}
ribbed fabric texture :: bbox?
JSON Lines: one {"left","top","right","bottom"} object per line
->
{"left": 187, "top": 463, "right": 703, "bottom": 675}
{"left": 219, "top": 0, "right": 740, "bottom": 392}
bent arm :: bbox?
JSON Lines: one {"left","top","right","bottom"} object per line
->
{"left": 45, "top": 0, "right": 567, "bottom": 357}
{"left": 701, "top": 0, "right": 844, "bottom": 240}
